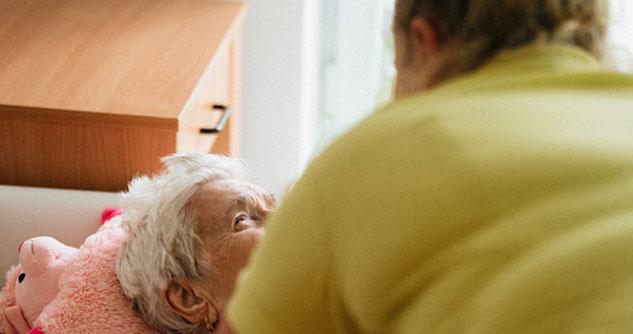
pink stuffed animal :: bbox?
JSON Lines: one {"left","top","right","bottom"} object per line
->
{"left": 1, "top": 208, "right": 154, "bottom": 334}
{"left": 32, "top": 210, "right": 155, "bottom": 333}
{"left": 1, "top": 238, "right": 78, "bottom": 333}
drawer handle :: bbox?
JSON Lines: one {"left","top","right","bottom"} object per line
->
{"left": 200, "top": 104, "right": 232, "bottom": 134}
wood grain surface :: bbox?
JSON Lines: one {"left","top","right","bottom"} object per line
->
{"left": 0, "top": 115, "right": 176, "bottom": 191}
{"left": 0, "top": 0, "right": 245, "bottom": 119}
{"left": 0, "top": 0, "right": 245, "bottom": 191}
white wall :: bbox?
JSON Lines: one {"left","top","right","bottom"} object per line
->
{"left": 240, "top": 0, "right": 319, "bottom": 196}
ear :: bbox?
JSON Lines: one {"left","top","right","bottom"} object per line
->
{"left": 408, "top": 17, "right": 441, "bottom": 59}
{"left": 164, "top": 280, "right": 218, "bottom": 327}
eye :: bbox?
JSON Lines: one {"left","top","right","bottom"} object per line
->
{"left": 233, "top": 214, "right": 251, "bottom": 231}
{"left": 18, "top": 272, "right": 26, "bottom": 284}
{"left": 234, "top": 214, "right": 247, "bottom": 224}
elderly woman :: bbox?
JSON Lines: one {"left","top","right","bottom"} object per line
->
{"left": 116, "top": 153, "right": 274, "bottom": 333}
{"left": 229, "top": 0, "right": 633, "bottom": 333}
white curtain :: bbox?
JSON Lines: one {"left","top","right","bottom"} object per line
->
{"left": 315, "top": 0, "right": 395, "bottom": 153}
{"left": 607, "top": 0, "right": 633, "bottom": 72}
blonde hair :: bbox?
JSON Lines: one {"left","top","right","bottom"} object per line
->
{"left": 116, "top": 153, "right": 245, "bottom": 334}
{"left": 395, "top": 0, "right": 609, "bottom": 82}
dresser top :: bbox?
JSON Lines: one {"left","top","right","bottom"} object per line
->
{"left": 0, "top": 0, "right": 245, "bottom": 122}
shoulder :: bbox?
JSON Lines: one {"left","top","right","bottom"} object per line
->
{"left": 300, "top": 97, "right": 479, "bottom": 218}
{"left": 310, "top": 99, "right": 449, "bottom": 172}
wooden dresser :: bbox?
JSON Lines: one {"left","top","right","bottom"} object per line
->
{"left": 0, "top": 0, "right": 245, "bottom": 191}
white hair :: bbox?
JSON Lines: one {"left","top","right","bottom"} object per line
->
{"left": 115, "top": 153, "right": 245, "bottom": 334}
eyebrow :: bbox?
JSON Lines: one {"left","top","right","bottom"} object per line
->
{"left": 225, "top": 195, "right": 251, "bottom": 214}
{"left": 236, "top": 195, "right": 250, "bottom": 207}
{"left": 234, "top": 192, "right": 274, "bottom": 211}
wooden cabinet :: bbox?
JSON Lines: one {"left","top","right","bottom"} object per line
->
{"left": 0, "top": 0, "right": 245, "bottom": 191}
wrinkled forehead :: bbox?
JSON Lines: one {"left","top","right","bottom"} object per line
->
{"left": 188, "top": 179, "right": 271, "bottom": 214}
{"left": 192, "top": 179, "right": 269, "bottom": 202}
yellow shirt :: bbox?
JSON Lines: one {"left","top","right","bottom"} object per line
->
{"left": 228, "top": 44, "right": 633, "bottom": 333}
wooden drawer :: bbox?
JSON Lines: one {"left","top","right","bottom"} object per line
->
{"left": 0, "top": 112, "right": 176, "bottom": 191}
{"left": 178, "top": 44, "right": 231, "bottom": 154}
{"left": 0, "top": 0, "right": 245, "bottom": 192}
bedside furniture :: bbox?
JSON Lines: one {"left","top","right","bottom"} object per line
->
{"left": 0, "top": 0, "right": 245, "bottom": 191}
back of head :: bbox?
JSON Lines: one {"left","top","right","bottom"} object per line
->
{"left": 395, "top": 0, "right": 609, "bottom": 81}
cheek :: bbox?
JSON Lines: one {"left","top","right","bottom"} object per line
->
{"left": 234, "top": 229, "right": 262, "bottom": 262}
{"left": 393, "top": 32, "right": 412, "bottom": 97}
{"left": 208, "top": 230, "right": 262, "bottom": 273}
{"left": 394, "top": 30, "right": 409, "bottom": 71}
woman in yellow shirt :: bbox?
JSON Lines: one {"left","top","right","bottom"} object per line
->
{"left": 229, "top": 0, "right": 633, "bottom": 332}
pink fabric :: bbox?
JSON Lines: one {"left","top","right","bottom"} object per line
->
{"left": 16, "top": 238, "right": 78, "bottom": 326}
{"left": 1, "top": 237, "right": 78, "bottom": 334}
{"left": 1, "top": 209, "right": 155, "bottom": 334}
{"left": 33, "top": 216, "right": 156, "bottom": 334}
{"left": 4, "top": 306, "right": 28, "bottom": 334}
{"left": 1, "top": 266, "right": 19, "bottom": 334}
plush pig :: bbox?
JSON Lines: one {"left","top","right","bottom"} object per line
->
{"left": 1, "top": 208, "right": 155, "bottom": 334}
{"left": 0, "top": 208, "right": 132, "bottom": 334}
{"left": 1, "top": 237, "right": 78, "bottom": 334}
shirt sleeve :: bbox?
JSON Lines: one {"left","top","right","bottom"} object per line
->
{"left": 227, "top": 176, "right": 334, "bottom": 333}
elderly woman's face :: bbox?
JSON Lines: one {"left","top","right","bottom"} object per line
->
{"left": 189, "top": 179, "right": 275, "bottom": 307}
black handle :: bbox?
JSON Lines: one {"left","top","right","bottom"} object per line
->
{"left": 200, "top": 104, "right": 231, "bottom": 134}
